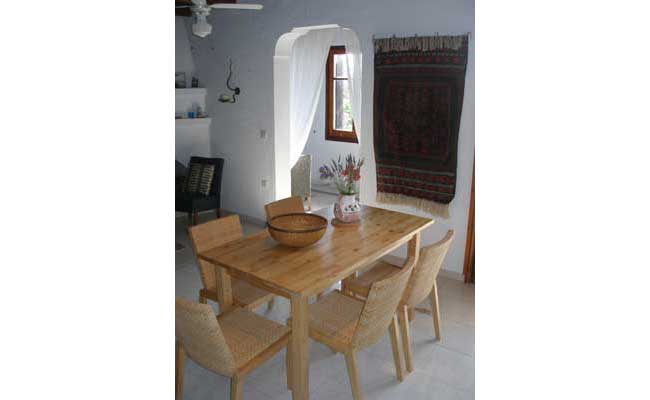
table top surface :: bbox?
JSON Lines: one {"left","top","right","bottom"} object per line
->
{"left": 198, "top": 205, "right": 434, "bottom": 297}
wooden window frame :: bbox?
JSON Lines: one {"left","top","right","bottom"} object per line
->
{"left": 325, "top": 46, "right": 358, "bottom": 143}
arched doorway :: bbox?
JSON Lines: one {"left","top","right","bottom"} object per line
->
{"left": 272, "top": 25, "right": 362, "bottom": 200}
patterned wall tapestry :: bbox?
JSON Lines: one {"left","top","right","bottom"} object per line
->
{"left": 373, "top": 35, "right": 468, "bottom": 218}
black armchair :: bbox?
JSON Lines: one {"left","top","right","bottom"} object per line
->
{"left": 176, "top": 157, "right": 224, "bottom": 225}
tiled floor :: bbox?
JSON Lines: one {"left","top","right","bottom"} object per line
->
{"left": 175, "top": 204, "right": 474, "bottom": 400}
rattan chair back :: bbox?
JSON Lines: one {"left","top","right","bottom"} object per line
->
{"left": 264, "top": 196, "right": 305, "bottom": 221}
{"left": 352, "top": 260, "right": 414, "bottom": 348}
{"left": 175, "top": 297, "right": 236, "bottom": 376}
{"left": 402, "top": 230, "right": 454, "bottom": 308}
{"left": 188, "top": 215, "right": 243, "bottom": 291}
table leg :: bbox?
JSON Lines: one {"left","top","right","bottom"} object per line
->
{"left": 215, "top": 266, "right": 234, "bottom": 313}
{"left": 341, "top": 271, "right": 358, "bottom": 296}
{"left": 405, "top": 233, "right": 421, "bottom": 322}
{"left": 290, "top": 295, "right": 310, "bottom": 400}
{"left": 405, "top": 232, "right": 421, "bottom": 267}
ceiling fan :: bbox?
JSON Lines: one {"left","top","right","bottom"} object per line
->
{"left": 176, "top": 0, "right": 263, "bottom": 38}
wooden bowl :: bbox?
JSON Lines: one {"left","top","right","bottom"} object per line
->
{"left": 268, "top": 213, "right": 328, "bottom": 248}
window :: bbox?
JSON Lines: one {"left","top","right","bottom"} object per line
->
{"left": 326, "top": 46, "right": 357, "bottom": 143}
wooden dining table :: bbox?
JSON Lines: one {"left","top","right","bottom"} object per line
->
{"left": 198, "top": 205, "right": 434, "bottom": 400}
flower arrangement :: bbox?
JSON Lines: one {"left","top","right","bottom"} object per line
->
{"left": 319, "top": 154, "right": 365, "bottom": 195}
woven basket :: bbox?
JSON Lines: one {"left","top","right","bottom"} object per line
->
{"left": 268, "top": 213, "right": 328, "bottom": 248}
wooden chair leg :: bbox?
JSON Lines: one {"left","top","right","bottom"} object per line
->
{"left": 175, "top": 341, "right": 185, "bottom": 400}
{"left": 187, "top": 212, "right": 193, "bottom": 226}
{"left": 408, "top": 307, "right": 415, "bottom": 322}
{"left": 286, "top": 340, "right": 294, "bottom": 391}
{"left": 388, "top": 315, "right": 405, "bottom": 382}
{"left": 430, "top": 282, "right": 442, "bottom": 341}
{"left": 267, "top": 297, "right": 275, "bottom": 312}
{"left": 230, "top": 376, "right": 243, "bottom": 400}
{"left": 344, "top": 350, "right": 363, "bottom": 400}
{"left": 198, "top": 291, "right": 207, "bottom": 304}
{"left": 399, "top": 305, "right": 414, "bottom": 373}
{"left": 192, "top": 212, "right": 198, "bottom": 225}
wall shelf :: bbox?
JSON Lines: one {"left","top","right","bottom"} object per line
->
{"left": 175, "top": 117, "right": 211, "bottom": 127}
{"left": 175, "top": 88, "right": 210, "bottom": 166}
{"left": 175, "top": 88, "right": 207, "bottom": 96}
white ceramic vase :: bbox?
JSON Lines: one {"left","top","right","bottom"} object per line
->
{"left": 334, "top": 194, "right": 361, "bottom": 223}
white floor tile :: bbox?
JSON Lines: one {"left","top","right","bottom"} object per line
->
{"left": 411, "top": 344, "right": 475, "bottom": 393}
{"left": 374, "top": 370, "right": 474, "bottom": 400}
{"left": 182, "top": 359, "right": 273, "bottom": 400}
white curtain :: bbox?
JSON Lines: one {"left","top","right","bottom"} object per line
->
{"left": 288, "top": 29, "right": 338, "bottom": 167}
{"left": 288, "top": 26, "right": 363, "bottom": 167}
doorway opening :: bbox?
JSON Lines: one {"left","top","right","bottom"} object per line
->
{"left": 272, "top": 25, "right": 362, "bottom": 207}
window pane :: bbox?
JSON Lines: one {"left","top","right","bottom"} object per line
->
{"left": 334, "top": 54, "right": 349, "bottom": 78}
{"left": 334, "top": 79, "right": 354, "bottom": 131}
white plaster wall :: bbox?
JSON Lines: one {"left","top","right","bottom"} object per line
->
{"left": 186, "top": 0, "right": 474, "bottom": 276}
{"left": 175, "top": 17, "right": 195, "bottom": 78}
{"left": 175, "top": 120, "right": 212, "bottom": 166}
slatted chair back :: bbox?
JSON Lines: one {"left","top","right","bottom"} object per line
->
{"left": 264, "top": 196, "right": 305, "bottom": 221}
{"left": 291, "top": 154, "right": 312, "bottom": 199}
{"left": 351, "top": 259, "right": 415, "bottom": 348}
{"left": 402, "top": 230, "right": 454, "bottom": 308}
{"left": 188, "top": 215, "right": 243, "bottom": 291}
{"left": 175, "top": 297, "right": 236, "bottom": 376}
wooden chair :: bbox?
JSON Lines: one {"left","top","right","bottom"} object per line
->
{"left": 175, "top": 297, "right": 291, "bottom": 400}
{"left": 264, "top": 196, "right": 305, "bottom": 220}
{"left": 345, "top": 230, "right": 455, "bottom": 374}
{"left": 288, "top": 257, "right": 416, "bottom": 400}
{"left": 188, "top": 215, "right": 275, "bottom": 312}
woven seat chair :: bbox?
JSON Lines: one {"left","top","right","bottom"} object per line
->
{"left": 264, "top": 196, "right": 305, "bottom": 220}
{"left": 175, "top": 297, "right": 291, "bottom": 400}
{"left": 345, "top": 230, "right": 455, "bottom": 374}
{"left": 291, "top": 154, "right": 312, "bottom": 211}
{"left": 287, "top": 258, "right": 416, "bottom": 400}
{"left": 189, "top": 215, "right": 275, "bottom": 312}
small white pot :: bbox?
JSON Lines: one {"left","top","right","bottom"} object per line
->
{"left": 334, "top": 194, "right": 361, "bottom": 223}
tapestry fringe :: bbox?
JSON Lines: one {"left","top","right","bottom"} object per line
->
{"left": 374, "top": 34, "right": 467, "bottom": 53}
{"left": 376, "top": 192, "right": 450, "bottom": 219}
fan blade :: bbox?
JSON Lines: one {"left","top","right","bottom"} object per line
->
{"left": 175, "top": 5, "right": 192, "bottom": 8}
{"left": 210, "top": 4, "right": 263, "bottom": 10}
